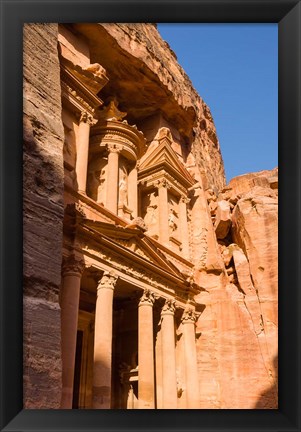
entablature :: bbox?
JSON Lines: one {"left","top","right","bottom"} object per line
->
{"left": 138, "top": 171, "right": 188, "bottom": 197}
{"left": 61, "top": 64, "right": 104, "bottom": 119}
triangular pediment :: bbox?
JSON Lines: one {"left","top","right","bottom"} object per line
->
{"left": 82, "top": 219, "right": 186, "bottom": 281}
{"left": 139, "top": 134, "right": 195, "bottom": 188}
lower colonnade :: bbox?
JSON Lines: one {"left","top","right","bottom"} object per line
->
{"left": 60, "top": 253, "right": 200, "bottom": 409}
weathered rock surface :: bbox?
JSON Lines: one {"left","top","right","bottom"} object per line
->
{"left": 214, "top": 200, "right": 232, "bottom": 239}
{"left": 23, "top": 23, "right": 64, "bottom": 408}
{"left": 195, "top": 168, "right": 278, "bottom": 408}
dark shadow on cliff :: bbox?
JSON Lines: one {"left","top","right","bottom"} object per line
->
{"left": 254, "top": 354, "right": 278, "bottom": 409}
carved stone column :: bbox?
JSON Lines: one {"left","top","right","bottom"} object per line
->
{"left": 181, "top": 307, "right": 199, "bottom": 408}
{"left": 161, "top": 299, "right": 178, "bottom": 408}
{"left": 157, "top": 179, "right": 170, "bottom": 245}
{"left": 76, "top": 111, "right": 96, "bottom": 194}
{"left": 106, "top": 144, "right": 121, "bottom": 214}
{"left": 60, "top": 254, "right": 85, "bottom": 409}
{"left": 138, "top": 289, "right": 155, "bottom": 408}
{"left": 179, "top": 195, "right": 190, "bottom": 259}
{"left": 92, "top": 271, "right": 118, "bottom": 409}
{"left": 128, "top": 164, "right": 138, "bottom": 218}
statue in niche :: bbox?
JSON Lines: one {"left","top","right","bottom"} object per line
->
{"left": 118, "top": 162, "right": 128, "bottom": 207}
{"left": 168, "top": 194, "right": 179, "bottom": 237}
{"left": 143, "top": 191, "right": 158, "bottom": 237}
{"left": 87, "top": 156, "right": 107, "bottom": 204}
{"left": 168, "top": 208, "right": 178, "bottom": 233}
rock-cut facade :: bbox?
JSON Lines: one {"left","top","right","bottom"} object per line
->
{"left": 23, "top": 23, "right": 278, "bottom": 409}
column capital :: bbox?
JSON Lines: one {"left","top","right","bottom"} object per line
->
{"left": 62, "top": 254, "right": 85, "bottom": 277}
{"left": 107, "top": 143, "right": 122, "bottom": 154}
{"left": 180, "top": 195, "right": 190, "bottom": 205}
{"left": 161, "top": 298, "right": 176, "bottom": 316}
{"left": 79, "top": 111, "right": 97, "bottom": 126}
{"left": 97, "top": 271, "right": 118, "bottom": 291}
{"left": 181, "top": 307, "right": 197, "bottom": 324}
{"left": 156, "top": 178, "right": 171, "bottom": 189}
{"left": 139, "top": 288, "right": 155, "bottom": 307}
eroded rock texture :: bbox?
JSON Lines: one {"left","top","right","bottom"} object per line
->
{"left": 23, "top": 23, "right": 64, "bottom": 408}
{"left": 196, "top": 168, "right": 278, "bottom": 408}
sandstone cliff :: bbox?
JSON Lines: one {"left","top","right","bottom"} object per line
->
{"left": 195, "top": 168, "right": 278, "bottom": 408}
{"left": 23, "top": 23, "right": 64, "bottom": 408}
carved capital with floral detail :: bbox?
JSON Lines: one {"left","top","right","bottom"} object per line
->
{"left": 156, "top": 178, "right": 171, "bottom": 190}
{"left": 161, "top": 298, "right": 176, "bottom": 316}
{"left": 181, "top": 307, "right": 197, "bottom": 324}
{"left": 97, "top": 271, "right": 118, "bottom": 291}
{"left": 79, "top": 111, "right": 97, "bottom": 126}
{"left": 107, "top": 143, "right": 123, "bottom": 154}
{"left": 180, "top": 195, "right": 190, "bottom": 205}
{"left": 139, "top": 288, "right": 155, "bottom": 307}
{"left": 62, "top": 254, "right": 85, "bottom": 277}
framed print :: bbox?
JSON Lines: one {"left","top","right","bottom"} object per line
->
{"left": 0, "top": 0, "right": 300, "bottom": 431}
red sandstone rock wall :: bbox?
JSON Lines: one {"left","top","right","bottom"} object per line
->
{"left": 23, "top": 23, "right": 64, "bottom": 408}
{"left": 195, "top": 169, "right": 278, "bottom": 408}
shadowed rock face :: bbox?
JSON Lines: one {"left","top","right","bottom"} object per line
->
{"left": 23, "top": 23, "right": 277, "bottom": 409}
{"left": 23, "top": 23, "right": 64, "bottom": 409}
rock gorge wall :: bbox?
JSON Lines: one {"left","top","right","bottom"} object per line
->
{"left": 195, "top": 168, "right": 278, "bottom": 408}
{"left": 23, "top": 23, "right": 277, "bottom": 409}
{"left": 23, "top": 23, "right": 64, "bottom": 408}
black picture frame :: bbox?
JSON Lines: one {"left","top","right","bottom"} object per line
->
{"left": 0, "top": 0, "right": 300, "bottom": 431}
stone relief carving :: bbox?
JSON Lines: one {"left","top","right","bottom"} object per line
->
{"left": 154, "top": 126, "right": 173, "bottom": 142}
{"left": 82, "top": 62, "right": 107, "bottom": 79}
{"left": 87, "top": 156, "right": 107, "bottom": 203}
{"left": 126, "top": 217, "right": 147, "bottom": 232}
{"left": 168, "top": 194, "right": 180, "bottom": 239}
{"left": 118, "top": 161, "right": 128, "bottom": 207}
{"left": 142, "top": 191, "right": 158, "bottom": 237}
{"left": 168, "top": 208, "right": 178, "bottom": 233}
